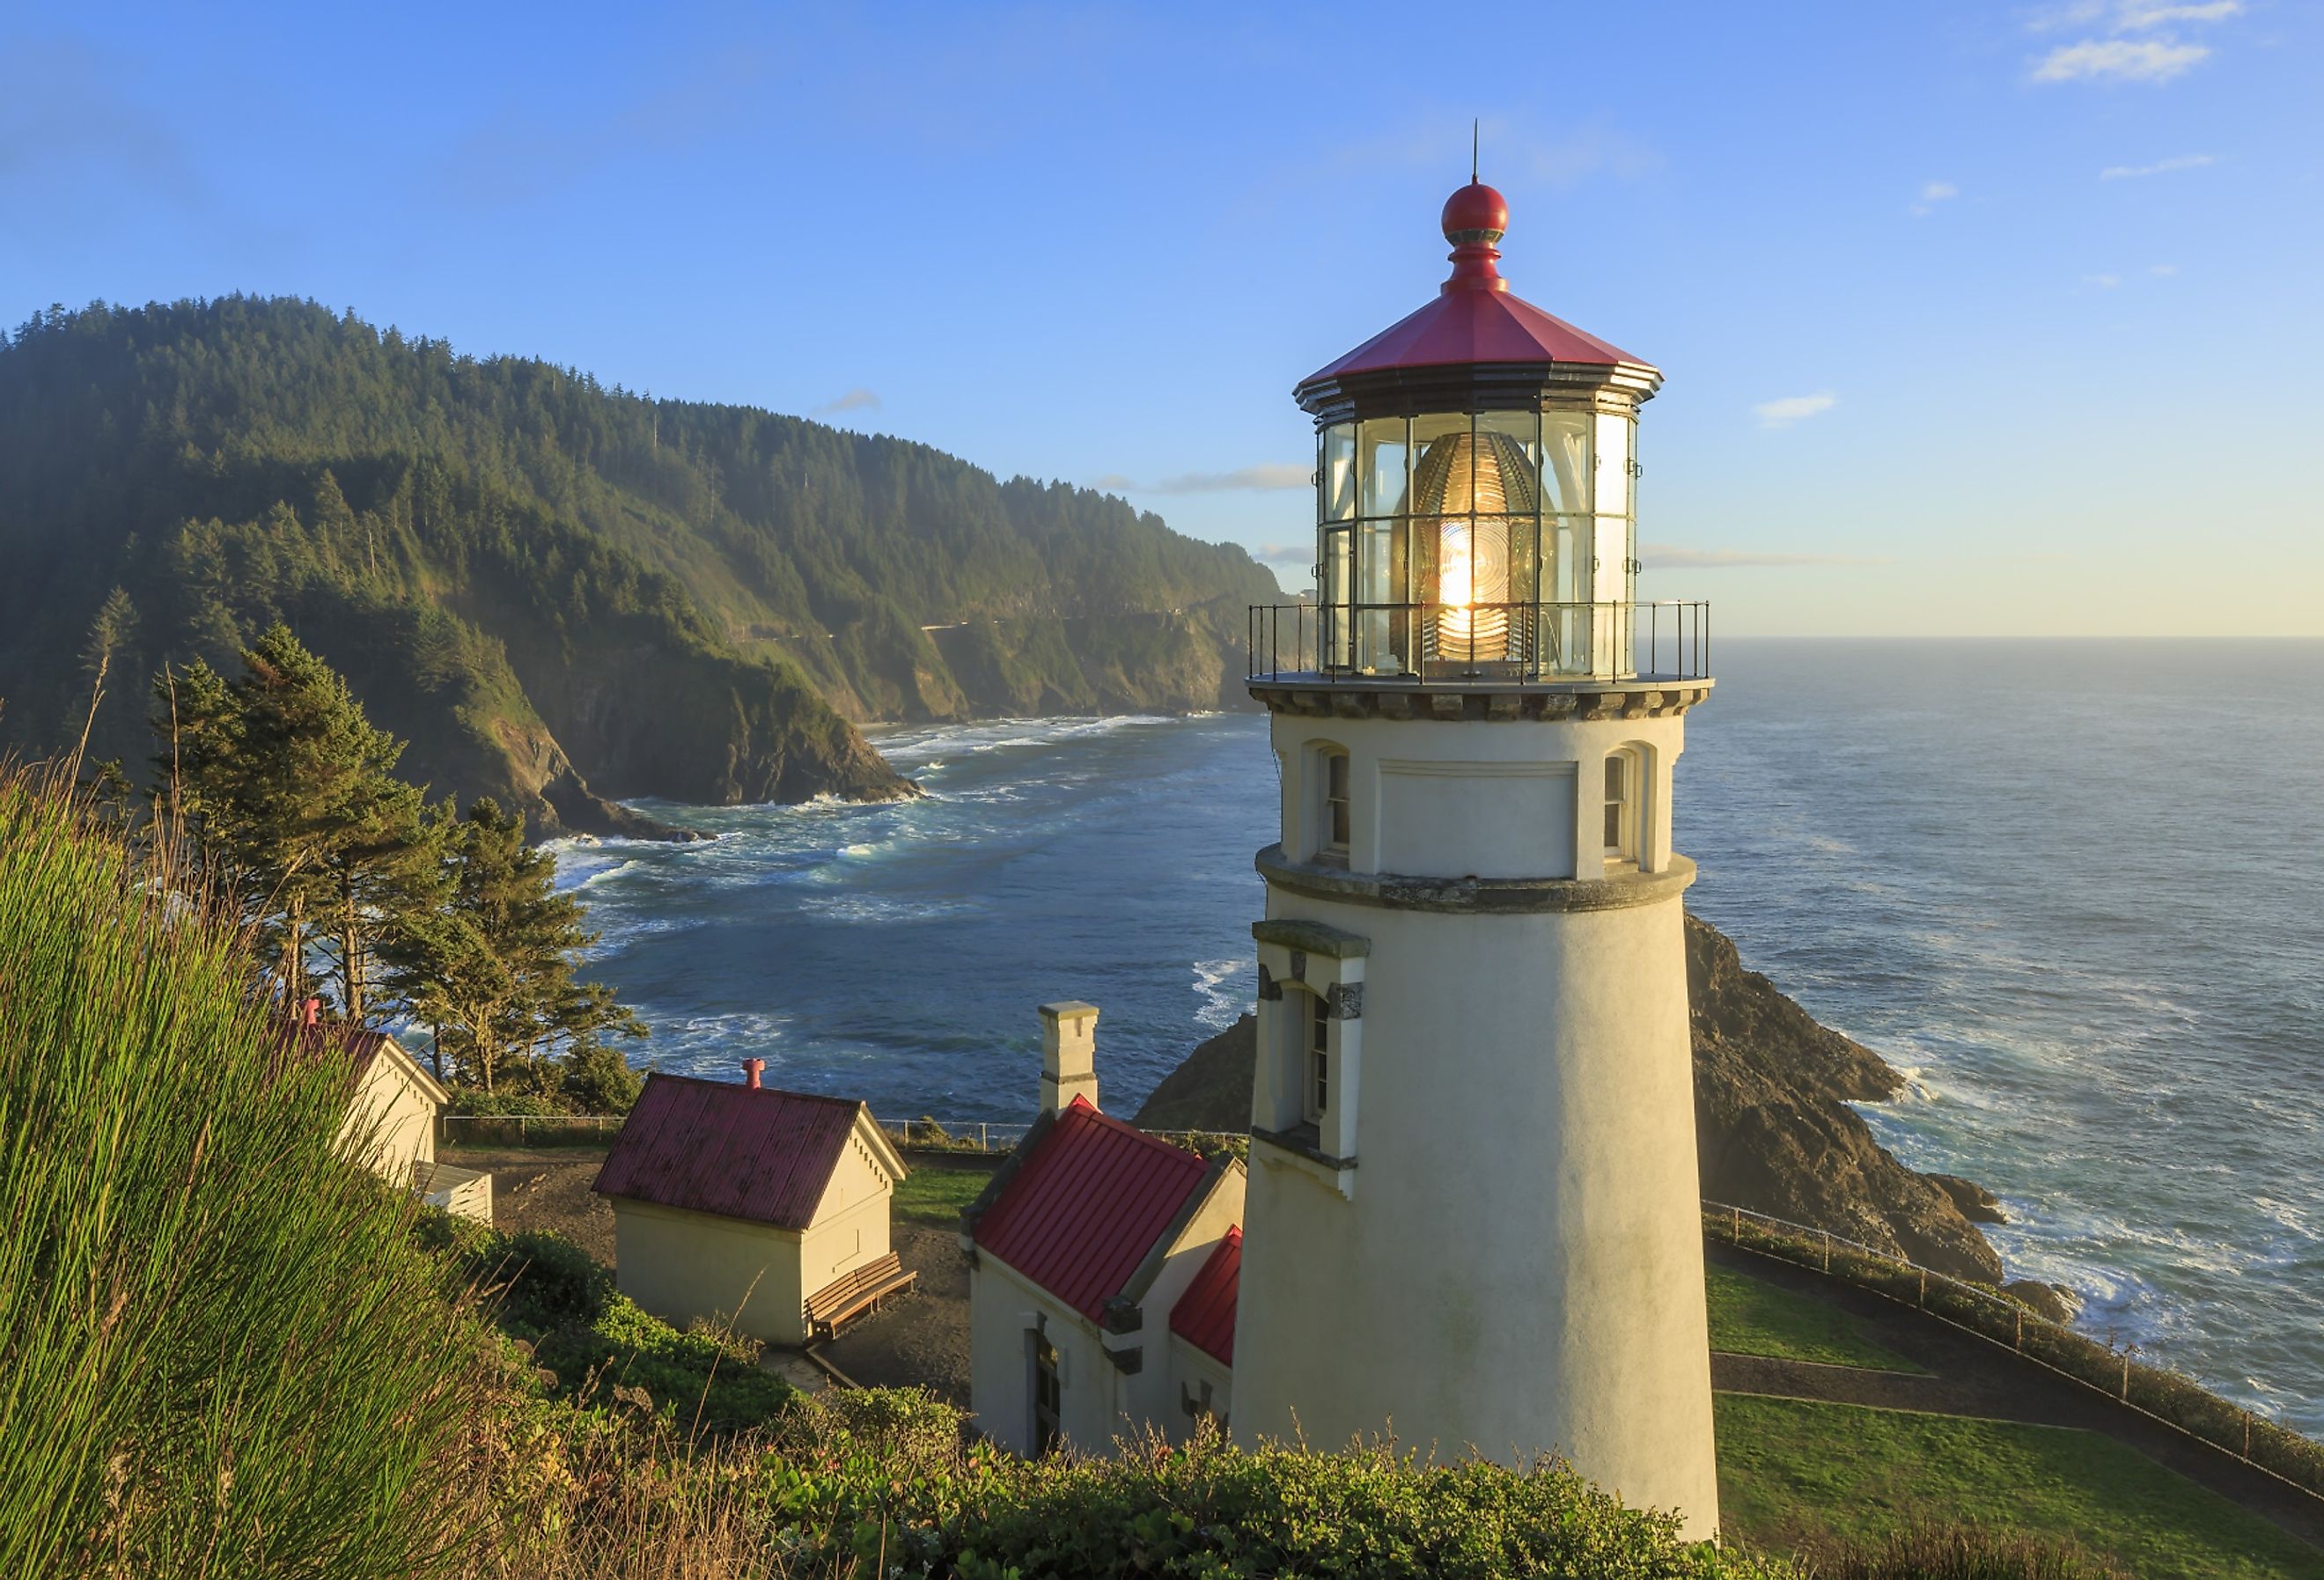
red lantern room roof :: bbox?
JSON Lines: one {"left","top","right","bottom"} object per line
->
{"left": 1294, "top": 182, "right": 1659, "bottom": 421}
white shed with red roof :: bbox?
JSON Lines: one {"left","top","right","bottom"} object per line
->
{"left": 962, "top": 1003, "right": 1244, "bottom": 1457}
{"left": 594, "top": 1067, "right": 911, "bottom": 1346}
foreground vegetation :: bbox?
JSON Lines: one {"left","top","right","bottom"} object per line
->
{"left": 9, "top": 769, "right": 2305, "bottom": 1577}
{"left": 0, "top": 767, "right": 488, "bottom": 1576}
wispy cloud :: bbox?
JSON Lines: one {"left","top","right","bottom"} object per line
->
{"left": 1255, "top": 542, "right": 1315, "bottom": 568}
{"left": 2027, "top": 0, "right": 2238, "bottom": 83}
{"left": 2082, "top": 272, "right": 2123, "bottom": 288}
{"left": 1641, "top": 543, "right": 1893, "bottom": 570}
{"left": 2028, "top": 0, "right": 2240, "bottom": 29}
{"left": 2034, "top": 38, "right": 2210, "bottom": 80}
{"left": 2115, "top": 1, "right": 2242, "bottom": 25}
{"left": 2100, "top": 152, "right": 2214, "bottom": 179}
{"left": 814, "top": 387, "right": 880, "bottom": 415}
{"left": 2151, "top": 262, "right": 2179, "bottom": 276}
{"left": 1753, "top": 393, "right": 1837, "bottom": 430}
{"left": 1909, "top": 180, "right": 1960, "bottom": 217}
{"left": 1103, "top": 464, "right": 1310, "bottom": 495}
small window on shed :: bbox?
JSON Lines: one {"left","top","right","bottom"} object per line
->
{"left": 1320, "top": 749, "right": 1351, "bottom": 859}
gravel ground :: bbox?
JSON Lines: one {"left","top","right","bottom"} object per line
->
{"left": 445, "top": 1146, "right": 617, "bottom": 1265}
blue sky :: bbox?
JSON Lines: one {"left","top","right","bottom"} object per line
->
{"left": 4, "top": 1, "right": 2317, "bottom": 634}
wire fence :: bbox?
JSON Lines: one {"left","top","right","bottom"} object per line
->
{"left": 1703, "top": 1198, "right": 2324, "bottom": 1501}
{"left": 438, "top": 1113, "right": 626, "bottom": 1147}
{"left": 880, "top": 1115, "right": 1247, "bottom": 1160}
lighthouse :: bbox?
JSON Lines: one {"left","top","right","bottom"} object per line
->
{"left": 1231, "top": 180, "right": 1719, "bottom": 1536}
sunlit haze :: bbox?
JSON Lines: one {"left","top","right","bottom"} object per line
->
{"left": 6, "top": 1, "right": 2318, "bottom": 634}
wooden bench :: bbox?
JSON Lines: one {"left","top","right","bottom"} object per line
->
{"left": 805, "top": 1252, "right": 917, "bottom": 1339}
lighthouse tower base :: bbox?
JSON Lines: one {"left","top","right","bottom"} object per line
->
{"left": 1229, "top": 698, "right": 1719, "bottom": 1540}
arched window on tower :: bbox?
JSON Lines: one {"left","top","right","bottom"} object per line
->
{"left": 1304, "top": 988, "right": 1331, "bottom": 1125}
{"left": 1603, "top": 748, "right": 1640, "bottom": 865}
{"left": 1306, "top": 742, "right": 1352, "bottom": 863}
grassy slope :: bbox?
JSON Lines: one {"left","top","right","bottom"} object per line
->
{"left": 1707, "top": 1264, "right": 1923, "bottom": 1373}
{"left": 1717, "top": 1394, "right": 2324, "bottom": 1579}
{"left": 894, "top": 1165, "right": 992, "bottom": 1226}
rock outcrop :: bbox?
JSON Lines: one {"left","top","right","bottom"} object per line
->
{"left": 1134, "top": 914, "right": 2006, "bottom": 1286}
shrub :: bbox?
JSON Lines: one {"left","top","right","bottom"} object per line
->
{"left": 561, "top": 1041, "right": 644, "bottom": 1113}
{"left": 749, "top": 1397, "right": 1770, "bottom": 1580}
{"left": 434, "top": 1223, "right": 791, "bottom": 1435}
{"left": 448, "top": 1088, "right": 570, "bottom": 1117}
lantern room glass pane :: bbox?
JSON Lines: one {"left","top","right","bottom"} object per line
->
{"left": 1358, "top": 418, "right": 1409, "bottom": 518}
{"left": 1475, "top": 410, "right": 1540, "bottom": 481}
{"left": 1357, "top": 518, "right": 1399, "bottom": 672}
{"left": 1323, "top": 526, "right": 1353, "bottom": 668}
{"left": 1411, "top": 413, "right": 1470, "bottom": 503}
{"left": 1541, "top": 412, "right": 1590, "bottom": 514}
{"left": 1323, "top": 423, "right": 1357, "bottom": 522}
{"left": 1594, "top": 413, "right": 1631, "bottom": 519}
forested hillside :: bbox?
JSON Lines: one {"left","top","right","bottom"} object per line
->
{"left": 0, "top": 298, "right": 1276, "bottom": 832}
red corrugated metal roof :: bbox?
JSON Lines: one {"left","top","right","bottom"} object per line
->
{"left": 974, "top": 1097, "right": 1209, "bottom": 1321}
{"left": 1170, "top": 1225, "right": 1239, "bottom": 1367}
{"left": 593, "top": 1073, "right": 871, "bottom": 1231}
{"left": 275, "top": 1014, "right": 403, "bottom": 1087}
{"left": 1300, "top": 285, "right": 1649, "bottom": 389}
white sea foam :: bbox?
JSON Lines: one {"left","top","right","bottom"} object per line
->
{"left": 1190, "top": 959, "right": 1248, "bottom": 1031}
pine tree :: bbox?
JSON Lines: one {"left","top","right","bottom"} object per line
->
{"left": 381, "top": 796, "right": 643, "bottom": 1096}
{"left": 156, "top": 623, "right": 436, "bottom": 1018}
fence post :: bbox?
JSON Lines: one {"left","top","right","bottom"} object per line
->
{"left": 1732, "top": 1205, "right": 1741, "bottom": 1243}
{"left": 2015, "top": 1307, "right": 2023, "bottom": 1350}
{"left": 980, "top": 1123, "right": 989, "bottom": 1152}
{"left": 2122, "top": 1353, "right": 2131, "bottom": 1401}
{"left": 1918, "top": 1268, "right": 1926, "bottom": 1308}
{"left": 1821, "top": 1230, "right": 1831, "bottom": 1274}
{"left": 2245, "top": 1412, "right": 2253, "bottom": 1459}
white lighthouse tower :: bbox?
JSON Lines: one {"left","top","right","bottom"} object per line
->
{"left": 1231, "top": 180, "right": 1719, "bottom": 1537}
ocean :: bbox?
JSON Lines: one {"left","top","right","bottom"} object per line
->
{"left": 549, "top": 638, "right": 2324, "bottom": 1433}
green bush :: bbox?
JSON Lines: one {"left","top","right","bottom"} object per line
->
{"left": 749, "top": 1393, "right": 1773, "bottom": 1580}
{"left": 561, "top": 1041, "right": 644, "bottom": 1113}
{"left": 447, "top": 1088, "right": 570, "bottom": 1117}
{"left": 434, "top": 1222, "right": 791, "bottom": 1434}
{"left": 0, "top": 769, "right": 489, "bottom": 1577}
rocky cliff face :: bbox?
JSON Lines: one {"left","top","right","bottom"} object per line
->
{"left": 1135, "top": 913, "right": 2004, "bottom": 1285}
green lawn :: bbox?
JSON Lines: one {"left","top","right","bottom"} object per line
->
{"left": 1706, "top": 1263, "right": 1923, "bottom": 1372}
{"left": 894, "top": 1165, "right": 993, "bottom": 1225}
{"left": 1717, "top": 1393, "right": 2324, "bottom": 1579}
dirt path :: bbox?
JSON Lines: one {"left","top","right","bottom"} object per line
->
{"left": 1706, "top": 1241, "right": 2324, "bottom": 1551}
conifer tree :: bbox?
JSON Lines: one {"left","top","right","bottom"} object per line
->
{"left": 157, "top": 623, "right": 437, "bottom": 1018}
{"left": 382, "top": 796, "right": 643, "bottom": 1096}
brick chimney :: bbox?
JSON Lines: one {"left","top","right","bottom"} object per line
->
{"left": 1037, "top": 1001, "right": 1099, "bottom": 1116}
{"left": 742, "top": 1058, "right": 765, "bottom": 1090}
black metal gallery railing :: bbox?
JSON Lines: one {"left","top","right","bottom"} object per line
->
{"left": 1247, "top": 601, "right": 1710, "bottom": 686}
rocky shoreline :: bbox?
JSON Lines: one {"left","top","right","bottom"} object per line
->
{"left": 1136, "top": 911, "right": 2029, "bottom": 1295}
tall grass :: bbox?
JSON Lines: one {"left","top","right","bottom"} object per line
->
{"left": 0, "top": 768, "right": 489, "bottom": 1576}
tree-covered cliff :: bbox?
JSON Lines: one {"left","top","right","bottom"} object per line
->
{"left": 0, "top": 298, "right": 1277, "bottom": 832}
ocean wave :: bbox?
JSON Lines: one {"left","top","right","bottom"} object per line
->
{"left": 1190, "top": 959, "right": 1249, "bottom": 1031}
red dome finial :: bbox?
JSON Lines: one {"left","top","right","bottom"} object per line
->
{"left": 1441, "top": 181, "right": 1509, "bottom": 294}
